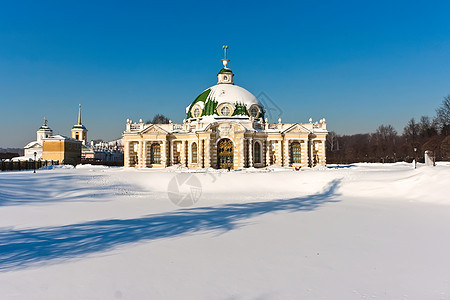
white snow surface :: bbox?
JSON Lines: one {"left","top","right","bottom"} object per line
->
{"left": 0, "top": 162, "right": 449, "bottom": 299}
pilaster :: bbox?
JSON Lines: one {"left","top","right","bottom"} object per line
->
{"left": 180, "top": 140, "right": 186, "bottom": 167}
{"left": 248, "top": 138, "right": 253, "bottom": 167}
{"left": 276, "top": 140, "right": 282, "bottom": 165}
{"left": 205, "top": 138, "right": 211, "bottom": 168}
{"left": 169, "top": 140, "right": 173, "bottom": 166}
{"left": 283, "top": 139, "right": 290, "bottom": 167}
{"left": 162, "top": 140, "right": 167, "bottom": 167}
{"left": 239, "top": 138, "right": 245, "bottom": 168}
{"left": 265, "top": 140, "right": 271, "bottom": 166}
{"left": 138, "top": 140, "right": 143, "bottom": 168}
{"left": 124, "top": 141, "right": 130, "bottom": 168}
{"left": 143, "top": 141, "right": 147, "bottom": 168}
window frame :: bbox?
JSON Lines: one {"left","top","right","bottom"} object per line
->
{"left": 254, "top": 141, "right": 262, "bottom": 164}
{"left": 191, "top": 142, "right": 198, "bottom": 164}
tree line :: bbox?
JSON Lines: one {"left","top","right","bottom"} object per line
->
{"left": 327, "top": 95, "right": 450, "bottom": 164}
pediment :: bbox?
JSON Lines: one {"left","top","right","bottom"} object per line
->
{"left": 140, "top": 124, "right": 168, "bottom": 135}
{"left": 282, "top": 124, "right": 311, "bottom": 134}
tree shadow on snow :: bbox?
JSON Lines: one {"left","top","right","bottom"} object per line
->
{"left": 0, "top": 179, "right": 341, "bottom": 271}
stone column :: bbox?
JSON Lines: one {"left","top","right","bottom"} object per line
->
{"left": 301, "top": 139, "right": 308, "bottom": 167}
{"left": 170, "top": 140, "right": 174, "bottom": 166}
{"left": 283, "top": 139, "right": 290, "bottom": 167}
{"left": 205, "top": 138, "right": 211, "bottom": 168}
{"left": 138, "top": 140, "right": 143, "bottom": 168}
{"left": 248, "top": 138, "right": 253, "bottom": 168}
{"left": 187, "top": 141, "right": 191, "bottom": 167}
{"left": 142, "top": 141, "right": 147, "bottom": 168}
{"left": 161, "top": 140, "right": 167, "bottom": 167}
{"left": 180, "top": 140, "right": 186, "bottom": 167}
{"left": 199, "top": 139, "right": 203, "bottom": 168}
{"left": 320, "top": 140, "right": 326, "bottom": 165}
{"left": 239, "top": 138, "right": 245, "bottom": 168}
{"left": 265, "top": 140, "right": 271, "bottom": 167}
{"left": 124, "top": 140, "right": 130, "bottom": 168}
{"left": 276, "top": 140, "right": 282, "bottom": 166}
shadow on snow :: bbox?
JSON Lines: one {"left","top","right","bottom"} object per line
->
{"left": 0, "top": 179, "right": 341, "bottom": 271}
{"left": 0, "top": 172, "right": 137, "bottom": 206}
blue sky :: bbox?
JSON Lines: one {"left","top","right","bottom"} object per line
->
{"left": 1, "top": 0, "right": 449, "bottom": 147}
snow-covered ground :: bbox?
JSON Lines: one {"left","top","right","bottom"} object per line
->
{"left": 0, "top": 162, "right": 449, "bottom": 299}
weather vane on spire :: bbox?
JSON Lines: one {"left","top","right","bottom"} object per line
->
{"left": 222, "top": 45, "right": 230, "bottom": 68}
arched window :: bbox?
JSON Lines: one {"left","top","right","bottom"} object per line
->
{"left": 254, "top": 141, "right": 261, "bottom": 164}
{"left": 150, "top": 143, "right": 161, "bottom": 164}
{"left": 192, "top": 142, "right": 198, "bottom": 163}
{"left": 291, "top": 142, "right": 301, "bottom": 164}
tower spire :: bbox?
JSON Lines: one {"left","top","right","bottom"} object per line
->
{"left": 77, "top": 104, "right": 82, "bottom": 125}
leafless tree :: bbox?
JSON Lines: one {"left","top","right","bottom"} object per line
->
{"left": 403, "top": 118, "right": 420, "bottom": 143}
{"left": 147, "top": 114, "right": 170, "bottom": 124}
{"left": 418, "top": 116, "right": 438, "bottom": 139}
{"left": 436, "top": 95, "right": 450, "bottom": 135}
{"left": 326, "top": 131, "right": 338, "bottom": 151}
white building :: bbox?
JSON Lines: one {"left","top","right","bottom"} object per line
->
{"left": 22, "top": 118, "right": 53, "bottom": 160}
{"left": 123, "top": 48, "right": 328, "bottom": 169}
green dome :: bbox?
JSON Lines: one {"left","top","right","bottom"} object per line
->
{"left": 218, "top": 68, "right": 233, "bottom": 74}
{"left": 186, "top": 84, "right": 264, "bottom": 119}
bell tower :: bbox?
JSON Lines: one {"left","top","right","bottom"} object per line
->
{"left": 217, "top": 45, "right": 234, "bottom": 85}
{"left": 37, "top": 117, "right": 53, "bottom": 142}
{"left": 71, "top": 104, "right": 88, "bottom": 145}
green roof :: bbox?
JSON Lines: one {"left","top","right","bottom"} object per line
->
{"left": 218, "top": 68, "right": 233, "bottom": 74}
{"left": 232, "top": 102, "right": 250, "bottom": 117}
{"left": 186, "top": 88, "right": 211, "bottom": 118}
{"left": 72, "top": 124, "right": 87, "bottom": 130}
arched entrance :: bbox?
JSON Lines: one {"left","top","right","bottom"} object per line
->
{"left": 217, "top": 138, "right": 234, "bottom": 169}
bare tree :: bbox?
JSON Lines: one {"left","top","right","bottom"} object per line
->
{"left": 326, "top": 131, "right": 338, "bottom": 151}
{"left": 403, "top": 118, "right": 420, "bottom": 143}
{"left": 436, "top": 95, "right": 450, "bottom": 135}
{"left": 374, "top": 125, "right": 397, "bottom": 161}
{"left": 146, "top": 114, "right": 170, "bottom": 124}
{"left": 418, "top": 116, "right": 438, "bottom": 139}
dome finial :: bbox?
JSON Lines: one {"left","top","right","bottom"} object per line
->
{"left": 222, "top": 45, "right": 230, "bottom": 68}
{"left": 223, "top": 45, "right": 228, "bottom": 59}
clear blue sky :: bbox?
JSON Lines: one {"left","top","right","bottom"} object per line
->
{"left": 1, "top": 0, "right": 449, "bottom": 147}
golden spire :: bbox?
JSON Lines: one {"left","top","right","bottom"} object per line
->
{"left": 77, "top": 104, "right": 82, "bottom": 125}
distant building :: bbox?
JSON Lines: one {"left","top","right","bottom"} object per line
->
{"left": 83, "top": 138, "right": 124, "bottom": 162}
{"left": 22, "top": 118, "right": 53, "bottom": 160}
{"left": 18, "top": 109, "right": 83, "bottom": 164}
{"left": 42, "top": 135, "right": 82, "bottom": 165}
{"left": 71, "top": 104, "right": 88, "bottom": 145}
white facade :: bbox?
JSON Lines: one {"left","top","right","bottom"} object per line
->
{"left": 23, "top": 118, "right": 53, "bottom": 160}
{"left": 123, "top": 51, "right": 328, "bottom": 169}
